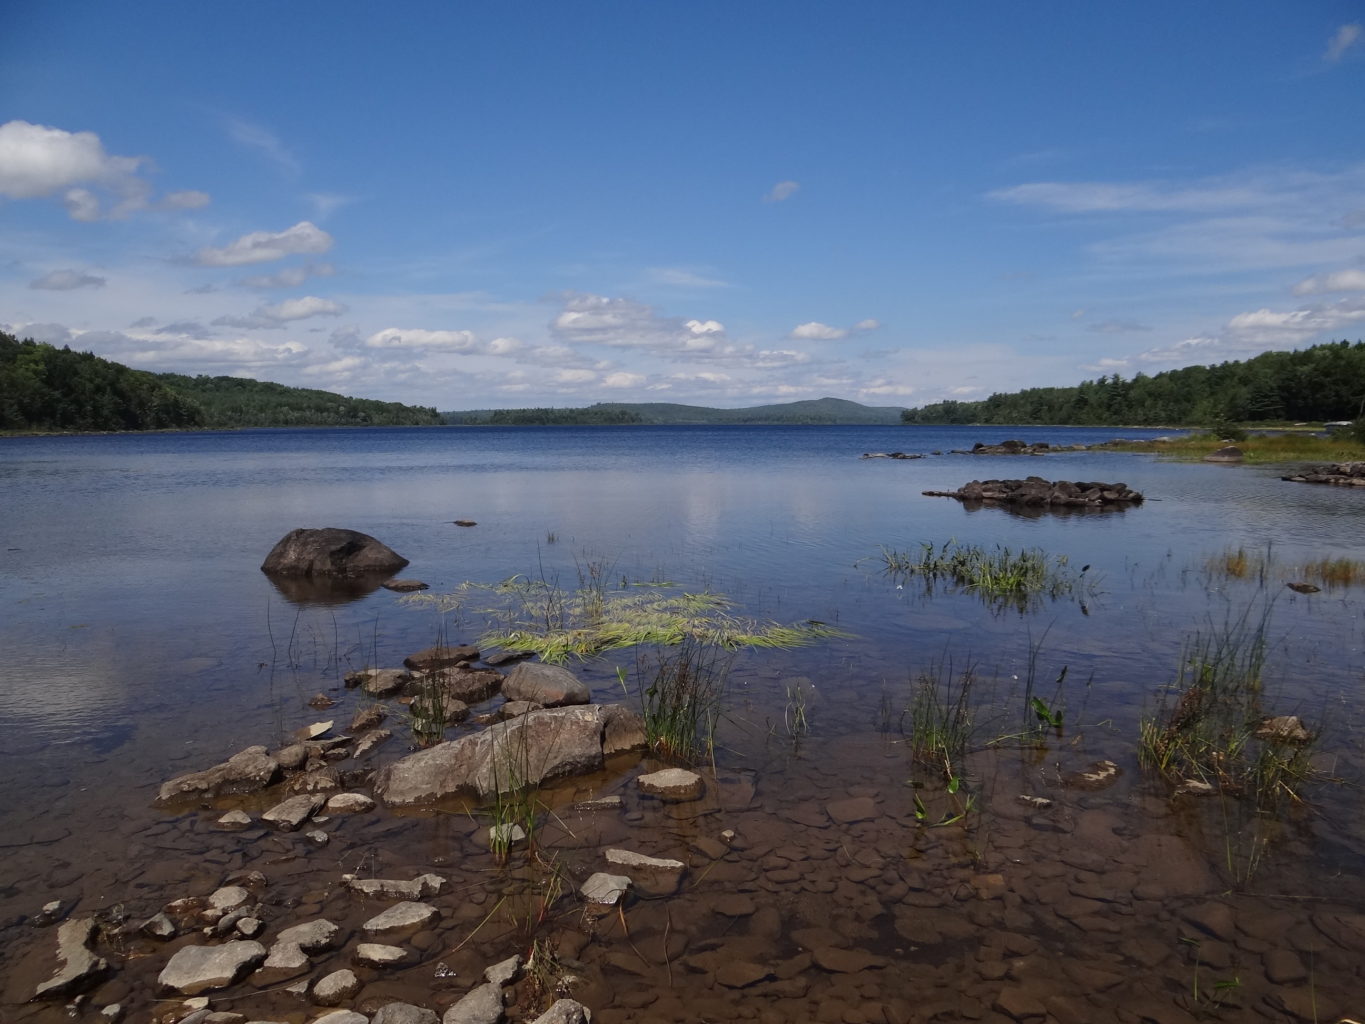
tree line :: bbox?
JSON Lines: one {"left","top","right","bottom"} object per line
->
{"left": 0, "top": 332, "right": 441, "bottom": 432}
{"left": 901, "top": 340, "right": 1365, "bottom": 426}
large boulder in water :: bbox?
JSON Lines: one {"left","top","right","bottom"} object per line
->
{"left": 261, "top": 527, "right": 409, "bottom": 577}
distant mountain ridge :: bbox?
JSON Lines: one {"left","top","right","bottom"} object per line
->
{"left": 445, "top": 397, "right": 907, "bottom": 425}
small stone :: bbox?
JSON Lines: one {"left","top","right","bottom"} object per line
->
{"left": 373, "top": 1004, "right": 438, "bottom": 1024}
{"left": 484, "top": 954, "right": 522, "bottom": 986}
{"left": 1176, "top": 779, "right": 1216, "bottom": 796}
{"left": 235, "top": 917, "right": 263, "bottom": 938}
{"left": 1256, "top": 715, "right": 1311, "bottom": 743}
{"left": 142, "top": 912, "right": 177, "bottom": 940}
{"left": 637, "top": 768, "right": 704, "bottom": 802}
{"left": 1066, "top": 759, "right": 1120, "bottom": 789}
{"left": 994, "top": 985, "right": 1047, "bottom": 1020}
{"left": 453, "top": 520, "right": 477, "bottom": 527}
{"left": 489, "top": 823, "right": 527, "bottom": 849}
{"left": 825, "top": 796, "right": 877, "bottom": 824}
{"left": 382, "top": 579, "right": 430, "bottom": 592}
{"left": 355, "top": 943, "right": 410, "bottom": 967}
{"left": 35, "top": 899, "right": 63, "bottom": 924}
{"left": 1264, "top": 948, "right": 1308, "bottom": 984}
{"left": 810, "top": 946, "right": 888, "bottom": 973}
{"left": 305, "top": 830, "right": 329, "bottom": 846}
{"left": 354, "top": 729, "right": 392, "bottom": 757}
{"left": 313, "top": 1012, "right": 368, "bottom": 1024}
{"left": 260, "top": 941, "right": 309, "bottom": 976}
{"left": 716, "top": 960, "right": 772, "bottom": 988}
{"left": 1286, "top": 582, "right": 1321, "bottom": 594}
{"left": 326, "top": 792, "right": 376, "bottom": 814}
{"left": 99, "top": 1004, "right": 123, "bottom": 1023}
{"left": 350, "top": 705, "right": 389, "bottom": 732}
{"left": 216, "top": 810, "right": 252, "bottom": 831}
{"left": 312, "top": 968, "right": 360, "bottom": 1005}
{"left": 261, "top": 794, "right": 324, "bottom": 831}
{"left": 209, "top": 886, "right": 250, "bottom": 912}
{"left": 1017, "top": 795, "right": 1053, "bottom": 809}
{"left": 346, "top": 669, "right": 413, "bottom": 698}
{"left": 573, "top": 796, "right": 623, "bottom": 812}
{"left": 441, "top": 981, "right": 502, "bottom": 1024}
{"left": 713, "top": 894, "right": 756, "bottom": 917}
{"left": 278, "top": 919, "right": 340, "bottom": 952}
{"left": 297, "top": 720, "right": 334, "bottom": 740}
{"left": 363, "top": 901, "right": 438, "bottom": 936}
{"left": 308, "top": 692, "right": 337, "bottom": 709}
{"left": 528, "top": 1000, "right": 591, "bottom": 1024}
{"left": 345, "top": 877, "right": 422, "bottom": 900}
{"left": 604, "top": 848, "right": 686, "bottom": 896}
{"left": 581, "top": 873, "right": 632, "bottom": 906}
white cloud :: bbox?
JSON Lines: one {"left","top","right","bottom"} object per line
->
{"left": 550, "top": 293, "right": 730, "bottom": 356}
{"left": 858, "top": 379, "right": 916, "bottom": 398}
{"left": 764, "top": 180, "right": 800, "bottom": 203}
{"left": 1225, "top": 300, "right": 1365, "bottom": 340}
{"left": 194, "top": 221, "right": 334, "bottom": 267}
{"left": 0, "top": 120, "right": 140, "bottom": 199}
{"left": 257, "top": 296, "right": 347, "bottom": 322}
{"left": 790, "top": 321, "right": 847, "bottom": 340}
{"left": 239, "top": 263, "right": 336, "bottom": 289}
{"left": 1292, "top": 269, "right": 1365, "bottom": 295}
{"left": 365, "top": 327, "right": 479, "bottom": 352}
{"left": 306, "top": 192, "right": 356, "bottom": 220}
{"left": 602, "top": 371, "right": 645, "bottom": 388}
{"left": 754, "top": 349, "right": 810, "bottom": 368}
{"left": 853, "top": 319, "right": 881, "bottom": 332}
{"left": 989, "top": 179, "right": 1270, "bottom": 214}
{"left": 163, "top": 190, "right": 211, "bottom": 210}
{"left": 226, "top": 116, "right": 300, "bottom": 176}
{"left": 29, "top": 268, "right": 106, "bottom": 290}
{"left": 1324, "top": 23, "right": 1362, "bottom": 63}
{"left": 487, "top": 336, "right": 523, "bottom": 356}
{"left": 685, "top": 319, "right": 724, "bottom": 335}
{"left": 554, "top": 369, "right": 597, "bottom": 385}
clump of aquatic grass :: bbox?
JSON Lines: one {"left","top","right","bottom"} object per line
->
{"left": 902, "top": 660, "right": 975, "bottom": 781}
{"left": 1139, "top": 598, "right": 1316, "bottom": 810}
{"left": 880, "top": 540, "right": 1092, "bottom": 610}
{"left": 1103, "top": 431, "right": 1365, "bottom": 463}
{"left": 629, "top": 638, "right": 732, "bottom": 762}
{"left": 405, "top": 577, "right": 846, "bottom": 662}
{"left": 785, "top": 679, "right": 812, "bottom": 739}
{"left": 1205, "top": 545, "right": 1365, "bottom": 590}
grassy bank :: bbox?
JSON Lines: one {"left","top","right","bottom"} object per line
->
{"left": 1103, "top": 430, "right": 1365, "bottom": 464}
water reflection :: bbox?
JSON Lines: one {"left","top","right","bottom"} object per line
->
{"left": 263, "top": 569, "right": 393, "bottom": 606}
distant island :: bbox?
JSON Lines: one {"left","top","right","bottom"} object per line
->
{"left": 444, "top": 397, "right": 907, "bottom": 426}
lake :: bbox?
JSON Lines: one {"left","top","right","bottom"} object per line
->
{"left": 2, "top": 424, "right": 1363, "bottom": 1022}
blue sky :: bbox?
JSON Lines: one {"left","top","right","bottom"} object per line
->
{"left": 2, "top": 2, "right": 1363, "bottom": 410}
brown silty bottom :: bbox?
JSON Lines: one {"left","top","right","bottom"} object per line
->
{"left": 5, "top": 686, "right": 1363, "bottom": 1024}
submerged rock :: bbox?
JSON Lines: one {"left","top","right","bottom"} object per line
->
{"left": 604, "top": 848, "right": 687, "bottom": 896}
{"left": 529, "top": 1001, "right": 592, "bottom": 1024}
{"left": 442, "top": 981, "right": 503, "bottom": 1024}
{"left": 156, "top": 746, "right": 280, "bottom": 805}
{"left": 405, "top": 645, "right": 479, "bottom": 672}
{"left": 373, "top": 704, "right": 646, "bottom": 805}
{"left": 636, "top": 768, "right": 704, "bottom": 802}
{"left": 157, "top": 941, "right": 266, "bottom": 995}
{"left": 261, "top": 527, "right": 409, "bottom": 577}
{"left": 32, "top": 918, "right": 108, "bottom": 999}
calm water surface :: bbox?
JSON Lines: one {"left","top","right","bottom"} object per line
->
{"left": 3, "top": 425, "right": 1363, "bottom": 1021}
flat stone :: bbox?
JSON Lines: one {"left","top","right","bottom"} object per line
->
{"left": 157, "top": 941, "right": 267, "bottom": 995}
{"left": 277, "top": 919, "right": 340, "bottom": 953}
{"left": 216, "top": 810, "right": 253, "bottom": 831}
{"left": 355, "top": 943, "right": 410, "bottom": 967}
{"left": 489, "top": 823, "right": 527, "bottom": 849}
{"left": 236, "top": 917, "right": 263, "bottom": 938}
{"left": 259, "top": 941, "right": 309, "bottom": 977}
{"left": 810, "top": 946, "right": 888, "bottom": 973}
{"left": 637, "top": 768, "right": 704, "bottom": 801}
{"left": 713, "top": 894, "right": 756, "bottom": 917}
{"left": 580, "top": 872, "right": 632, "bottom": 905}
{"left": 312, "top": 968, "right": 360, "bottom": 1005}
{"left": 441, "top": 981, "right": 503, "bottom": 1024}
{"left": 325, "top": 792, "right": 376, "bottom": 815}
{"left": 354, "top": 730, "right": 392, "bottom": 758}
{"left": 405, "top": 645, "right": 479, "bottom": 672}
{"left": 604, "top": 848, "right": 686, "bottom": 896}
{"left": 1263, "top": 948, "right": 1308, "bottom": 984}
{"left": 994, "top": 985, "right": 1047, "bottom": 1020}
{"left": 209, "top": 886, "right": 251, "bottom": 912}
{"left": 825, "top": 796, "right": 877, "bottom": 824}
{"left": 261, "top": 794, "right": 324, "bottom": 831}
{"left": 142, "top": 912, "right": 177, "bottom": 940}
{"left": 346, "top": 668, "right": 413, "bottom": 698}
{"left": 363, "top": 901, "right": 438, "bottom": 936}
{"left": 573, "top": 796, "right": 623, "bottom": 812}
{"left": 157, "top": 746, "right": 281, "bottom": 805}
{"left": 716, "top": 960, "right": 773, "bottom": 988}
{"left": 372, "top": 1003, "right": 438, "bottom": 1024}
{"left": 32, "top": 918, "right": 108, "bottom": 999}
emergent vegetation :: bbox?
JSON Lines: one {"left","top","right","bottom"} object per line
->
{"left": 405, "top": 577, "right": 846, "bottom": 662}
{"left": 880, "top": 540, "right": 1093, "bottom": 610}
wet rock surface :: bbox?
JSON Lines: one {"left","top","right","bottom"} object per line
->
{"left": 923, "top": 475, "right": 1144, "bottom": 508}
{"left": 260, "top": 527, "right": 409, "bottom": 576}
{"left": 1282, "top": 460, "right": 1365, "bottom": 485}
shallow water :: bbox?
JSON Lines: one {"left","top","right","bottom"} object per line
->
{"left": 2, "top": 424, "right": 1364, "bottom": 1022}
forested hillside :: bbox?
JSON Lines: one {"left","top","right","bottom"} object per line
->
{"left": 901, "top": 340, "right": 1365, "bottom": 426}
{"left": 1, "top": 332, "right": 205, "bottom": 432}
{"left": 0, "top": 331, "right": 442, "bottom": 432}
{"left": 160, "top": 374, "right": 442, "bottom": 428}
